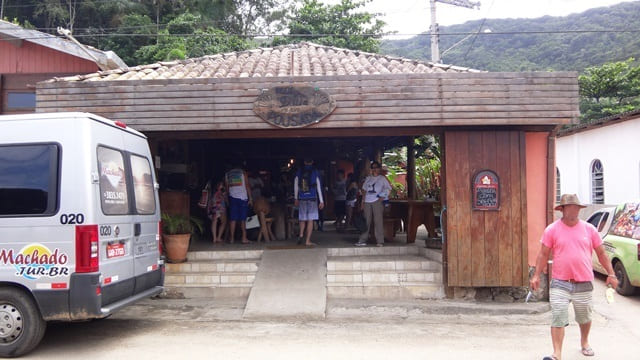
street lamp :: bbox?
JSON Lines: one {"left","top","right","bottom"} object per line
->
{"left": 440, "top": 28, "right": 491, "bottom": 58}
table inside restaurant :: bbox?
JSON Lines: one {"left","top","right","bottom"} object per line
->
{"left": 388, "top": 200, "right": 439, "bottom": 243}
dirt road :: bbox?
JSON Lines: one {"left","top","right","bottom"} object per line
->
{"left": 25, "top": 290, "right": 639, "bottom": 360}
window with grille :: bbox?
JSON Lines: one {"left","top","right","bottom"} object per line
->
{"left": 555, "top": 167, "right": 561, "bottom": 204}
{"left": 591, "top": 160, "right": 604, "bottom": 204}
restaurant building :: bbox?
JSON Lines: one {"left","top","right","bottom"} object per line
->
{"left": 35, "top": 42, "right": 578, "bottom": 293}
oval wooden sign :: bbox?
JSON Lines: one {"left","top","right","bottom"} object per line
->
{"left": 253, "top": 85, "right": 336, "bottom": 128}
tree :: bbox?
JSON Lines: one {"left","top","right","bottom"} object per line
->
{"left": 579, "top": 58, "right": 640, "bottom": 122}
{"left": 190, "top": 0, "right": 293, "bottom": 35}
{"left": 134, "top": 12, "right": 251, "bottom": 65}
{"left": 102, "top": 14, "right": 157, "bottom": 65}
{"left": 274, "top": 0, "right": 386, "bottom": 53}
{"left": 33, "top": 0, "right": 70, "bottom": 29}
{"left": 382, "top": 135, "right": 441, "bottom": 200}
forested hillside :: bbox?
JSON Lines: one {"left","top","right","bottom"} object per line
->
{"left": 380, "top": 1, "right": 640, "bottom": 71}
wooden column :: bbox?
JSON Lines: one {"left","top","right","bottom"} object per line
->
{"left": 407, "top": 136, "right": 416, "bottom": 200}
{"left": 372, "top": 140, "right": 383, "bottom": 164}
{"left": 547, "top": 129, "right": 557, "bottom": 225}
{"left": 0, "top": 75, "right": 4, "bottom": 114}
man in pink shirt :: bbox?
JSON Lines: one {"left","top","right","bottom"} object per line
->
{"left": 530, "top": 194, "right": 618, "bottom": 360}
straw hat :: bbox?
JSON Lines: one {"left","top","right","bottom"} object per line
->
{"left": 554, "top": 194, "right": 587, "bottom": 211}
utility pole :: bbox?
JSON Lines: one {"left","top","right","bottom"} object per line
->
{"left": 430, "top": 0, "right": 481, "bottom": 63}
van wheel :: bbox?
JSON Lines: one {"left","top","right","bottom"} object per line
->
{"left": 0, "top": 288, "right": 46, "bottom": 357}
{"left": 614, "top": 262, "right": 636, "bottom": 296}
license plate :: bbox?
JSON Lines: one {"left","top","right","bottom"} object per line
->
{"left": 107, "top": 243, "right": 125, "bottom": 258}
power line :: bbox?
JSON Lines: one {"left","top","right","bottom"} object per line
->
{"left": 462, "top": 0, "right": 495, "bottom": 60}
{"left": 3, "top": 28, "right": 640, "bottom": 43}
{"left": 1, "top": 0, "right": 122, "bottom": 8}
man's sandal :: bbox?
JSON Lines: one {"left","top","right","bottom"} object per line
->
{"left": 581, "top": 347, "right": 595, "bottom": 356}
{"left": 543, "top": 356, "right": 558, "bottom": 360}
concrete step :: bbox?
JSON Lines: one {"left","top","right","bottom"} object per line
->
{"left": 327, "top": 284, "right": 444, "bottom": 299}
{"left": 327, "top": 255, "right": 440, "bottom": 272}
{"left": 327, "top": 250, "right": 444, "bottom": 300}
{"left": 164, "top": 251, "right": 262, "bottom": 299}
{"left": 166, "top": 258, "right": 260, "bottom": 273}
{"left": 163, "top": 286, "right": 252, "bottom": 299}
{"left": 165, "top": 271, "right": 256, "bottom": 286}
{"left": 327, "top": 246, "right": 420, "bottom": 257}
{"left": 419, "top": 247, "right": 443, "bottom": 263}
{"left": 186, "top": 249, "right": 264, "bottom": 260}
{"left": 327, "top": 270, "right": 442, "bottom": 285}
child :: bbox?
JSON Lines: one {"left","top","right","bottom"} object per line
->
{"left": 208, "top": 181, "right": 227, "bottom": 243}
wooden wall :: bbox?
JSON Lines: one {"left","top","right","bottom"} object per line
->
{"left": 444, "top": 130, "right": 528, "bottom": 287}
{"left": 36, "top": 72, "right": 579, "bottom": 132}
{"left": 0, "top": 41, "right": 98, "bottom": 74}
{"left": 1, "top": 73, "right": 79, "bottom": 115}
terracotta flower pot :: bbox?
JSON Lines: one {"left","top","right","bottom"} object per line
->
{"left": 163, "top": 233, "right": 191, "bottom": 263}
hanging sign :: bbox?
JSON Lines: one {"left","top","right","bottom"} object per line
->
{"left": 472, "top": 170, "right": 500, "bottom": 210}
{"left": 253, "top": 85, "right": 336, "bottom": 128}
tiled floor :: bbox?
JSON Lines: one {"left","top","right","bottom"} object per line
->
{"left": 188, "top": 221, "right": 426, "bottom": 251}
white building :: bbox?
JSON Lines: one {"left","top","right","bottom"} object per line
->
{"left": 556, "top": 109, "right": 640, "bottom": 208}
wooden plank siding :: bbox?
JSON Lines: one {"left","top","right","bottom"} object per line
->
{"left": 0, "top": 41, "right": 98, "bottom": 74}
{"left": 36, "top": 72, "right": 579, "bottom": 132}
{"left": 444, "top": 130, "right": 528, "bottom": 287}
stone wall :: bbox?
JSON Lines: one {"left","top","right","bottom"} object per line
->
{"left": 452, "top": 267, "right": 549, "bottom": 302}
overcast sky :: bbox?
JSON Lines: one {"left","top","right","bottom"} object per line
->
{"left": 324, "top": 0, "right": 635, "bottom": 37}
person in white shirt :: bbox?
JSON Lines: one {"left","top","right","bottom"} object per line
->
{"left": 355, "top": 161, "right": 391, "bottom": 247}
{"left": 225, "top": 165, "right": 253, "bottom": 244}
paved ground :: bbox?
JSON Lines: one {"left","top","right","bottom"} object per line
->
{"left": 25, "top": 272, "right": 639, "bottom": 360}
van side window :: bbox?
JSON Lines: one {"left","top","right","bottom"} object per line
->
{"left": 0, "top": 144, "right": 59, "bottom": 216}
{"left": 130, "top": 154, "right": 156, "bottom": 214}
{"left": 97, "top": 146, "right": 130, "bottom": 215}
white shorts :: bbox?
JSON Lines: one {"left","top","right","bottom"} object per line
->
{"left": 298, "top": 199, "right": 319, "bottom": 221}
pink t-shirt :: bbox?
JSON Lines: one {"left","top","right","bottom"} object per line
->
{"left": 541, "top": 219, "right": 602, "bottom": 282}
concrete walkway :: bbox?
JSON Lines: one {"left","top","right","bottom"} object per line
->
{"left": 243, "top": 248, "right": 328, "bottom": 320}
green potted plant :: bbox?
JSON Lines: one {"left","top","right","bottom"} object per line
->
{"left": 161, "top": 213, "right": 204, "bottom": 263}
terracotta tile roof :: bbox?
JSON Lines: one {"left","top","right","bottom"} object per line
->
{"left": 49, "top": 42, "right": 482, "bottom": 82}
{"left": 557, "top": 108, "right": 640, "bottom": 137}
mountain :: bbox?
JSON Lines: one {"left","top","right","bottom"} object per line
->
{"left": 380, "top": 1, "right": 640, "bottom": 71}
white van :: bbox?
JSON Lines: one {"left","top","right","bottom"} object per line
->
{"left": 0, "top": 112, "right": 164, "bottom": 357}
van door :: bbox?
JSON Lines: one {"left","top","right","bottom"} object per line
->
{"left": 128, "top": 152, "right": 161, "bottom": 293}
{"left": 122, "top": 134, "right": 161, "bottom": 294}
{"left": 96, "top": 144, "right": 135, "bottom": 303}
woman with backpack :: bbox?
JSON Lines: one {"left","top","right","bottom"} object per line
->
{"left": 293, "top": 158, "right": 325, "bottom": 246}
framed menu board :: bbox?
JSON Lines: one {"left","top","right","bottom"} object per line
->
{"left": 472, "top": 170, "right": 499, "bottom": 210}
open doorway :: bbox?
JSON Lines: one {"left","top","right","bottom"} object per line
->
{"left": 154, "top": 134, "right": 443, "bottom": 249}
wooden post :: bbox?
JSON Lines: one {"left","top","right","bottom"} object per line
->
{"left": 547, "top": 129, "right": 557, "bottom": 225}
{"left": 407, "top": 136, "right": 416, "bottom": 200}
{"left": 374, "top": 147, "right": 383, "bottom": 164}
